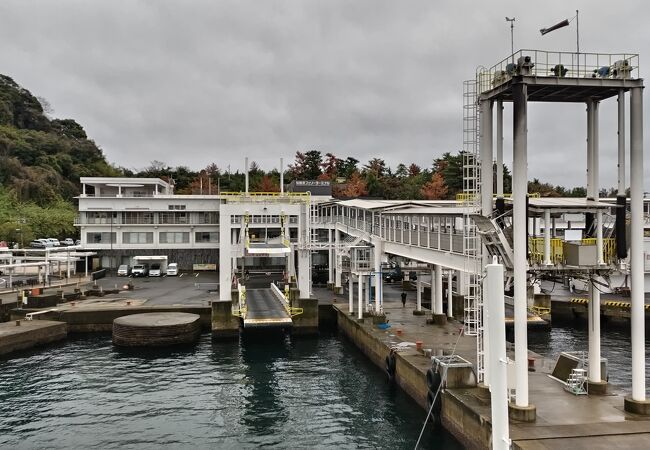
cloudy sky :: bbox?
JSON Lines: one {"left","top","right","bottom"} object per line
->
{"left": 0, "top": 0, "right": 648, "bottom": 190}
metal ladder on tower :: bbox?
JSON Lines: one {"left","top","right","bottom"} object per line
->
{"left": 462, "top": 78, "right": 485, "bottom": 384}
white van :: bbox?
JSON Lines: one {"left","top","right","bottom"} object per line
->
{"left": 167, "top": 263, "right": 178, "bottom": 276}
{"left": 46, "top": 238, "right": 60, "bottom": 247}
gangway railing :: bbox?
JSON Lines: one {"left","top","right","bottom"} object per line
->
{"left": 270, "top": 282, "right": 303, "bottom": 317}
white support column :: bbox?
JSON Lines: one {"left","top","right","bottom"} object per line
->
{"left": 618, "top": 90, "right": 626, "bottom": 194}
{"left": 66, "top": 251, "right": 71, "bottom": 279}
{"left": 496, "top": 99, "right": 504, "bottom": 198}
{"left": 328, "top": 230, "right": 334, "bottom": 284}
{"left": 364, "top": 275, "right": 370, "bottom": 312}
{"left": 335, "top": 230, "right": 342, "bottom": 290}
{"left": 486, "top": 261, "right": 511, "bottom": 450}
{"left": 349, "top": 275, "right": 354, "bottom": 314}
{"left": 588, "top": 280, "right": 602, "bottom": 383}
{"left": 430, "top": 267, "right": 435, "bottom": 312}
{"left": 416, "top": 277, "right": 422, "bottom": 312}
{"left": 447, "top": 270, "right": 453, "bottom": 318}
{"left": 543, "top": 209, "right": 552, "bottom": 266}
{"left": 435, "top": 264, "right": 443, "bottom": 315}
{"left": 596, "top": 210, "right": 604, "bottom": 265}
{"left": 244, "top": 157, "right": 249, "bottom": 194}
{"left": 629, "top": 86, "right": 645, "bottom": 402}
{"left": 480, "top": 99, "right": 494, "bottom": 217}
{"left": 512, "top": 81, "right": 529, "bottom": 407}
{"left": 587, "top": 98, "right": 602, "bottom": 388}
{"left": 297, "top": 250, "right": 310, "bottom": 298}
{"left": 357, "top": 274, "right": 364, "bottom": 320}
{"left": 280, "top": 157, "right": 284, "bottom": 194}
{"left": 374, "top": 243, "right": 382, "bottom": 313}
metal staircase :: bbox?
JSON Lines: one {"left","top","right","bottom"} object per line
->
{"left": 462, "top": 79, "right": 485, "bottom": 383}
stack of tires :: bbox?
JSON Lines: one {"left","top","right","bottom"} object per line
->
{"left": 425, "top": 362, "right": 443, "bottom": 424}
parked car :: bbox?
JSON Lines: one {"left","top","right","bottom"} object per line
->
{"left": 75, "top": 239, "right": 81, "bottom": 246}
{"left": 62, "top": 238, "right": 75, "bottom": 246}
{"left": 132, "top": 264, "right": 149, "bottom": 277}
{"left": 30, "top": 239, "right": 46, "bottom": 248}
{"left": 383, "top": 263, "right": 404, "bottom": 283}
{"left": 149, "top": 263, "right": 162, "bottom": 277}
{"left": 166, "top": 263, "right": 178, "bottom": 276}
{"left": 46, "top": 238, "right": 60, "bottom": 247}
{"left": 117, "top": 264, "right": 131, "bottom": 276}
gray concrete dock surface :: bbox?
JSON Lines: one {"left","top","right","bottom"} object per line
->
{"left": 319, "top": 283, "right": 650, "bottom": 449}
{"left": 0, "top": 319, "right": 66, "bottom": 356}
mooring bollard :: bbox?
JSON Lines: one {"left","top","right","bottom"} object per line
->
{"left": 15, "top": 320, "right": 20, "bottom": 326}
{"left": 416, "top": 340, "right": 423, "bottom": 351}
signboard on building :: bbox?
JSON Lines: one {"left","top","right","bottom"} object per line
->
{"left": 193, "top": 263, "right": 217, "bottom": 271}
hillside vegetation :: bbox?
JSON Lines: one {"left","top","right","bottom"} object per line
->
{"left": 0, "top": 74, "right": 118, "bottom": 206}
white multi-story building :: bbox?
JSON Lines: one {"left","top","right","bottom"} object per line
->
{"left": 76, "top": 177, "right": 315, "bottom": 300}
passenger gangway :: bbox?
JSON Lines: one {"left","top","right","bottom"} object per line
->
{"left": 240, "top": 283, "right": 298, "bottom": 329}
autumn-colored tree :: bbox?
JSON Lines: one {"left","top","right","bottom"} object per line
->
{"left": 254, "top": 175, "right": 279, "bottom": 192}
{"left": 408, "top": 163, "right": 421, "bottom": 177}
{"left": 334, "top": 171, "right": 368, "bottom": 198}
{"left": 320, "top": 152, "right": 339, "bottom": 180}
{"left": 420, "top": 172, "right": 448, "bottom": 200}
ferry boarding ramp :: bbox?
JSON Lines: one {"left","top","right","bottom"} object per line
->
{"left": 243, "top": 288, "right": 292, "bottom": 329}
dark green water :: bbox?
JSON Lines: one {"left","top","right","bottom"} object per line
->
{"left": 0, "top": 332, "right": 461, "bottom": 449}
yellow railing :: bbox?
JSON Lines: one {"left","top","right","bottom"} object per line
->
{"left": 528, "top": 237, "right": 616, "bottom": 265}
{"left": 220, "top": 191, "right": 310, "bottom": 197}
{"left": 455, "top": 192, "right": 540, "bottom": 202}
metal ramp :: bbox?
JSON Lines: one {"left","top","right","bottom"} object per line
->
{"left": 471, "top": 214, "right": 514, "bottom": 270}
{"left": 243, "top": 288, "right": 293, "bottom": 329}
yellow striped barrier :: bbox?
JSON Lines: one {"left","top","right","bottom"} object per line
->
{"left": 570, "top": 298, "right": 589, "bottom": 305}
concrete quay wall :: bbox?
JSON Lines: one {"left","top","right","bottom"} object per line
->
{"left": 0, "top": 320, "right": 67, "bottom": 357}
{"left": 12, "top": 306, "right": 211, "bottom": 333}
{"left": 334, "top": 306, "right": 429, "bottom": 409}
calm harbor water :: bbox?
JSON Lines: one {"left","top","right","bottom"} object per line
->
{"left": 0, "top": 332, "right": 460, "bottom": 449}
{"left": 528, "top": 324, "right": 650, "bottom": 390}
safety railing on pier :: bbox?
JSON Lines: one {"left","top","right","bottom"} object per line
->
{"left": 219, "top": 191, "right": 310, "bottom": 204}
{"left": 477, "top": 49, "right": 639, "bottom": 93}
{"left": 528, "top": 237, "right": 617, "bottom": 265}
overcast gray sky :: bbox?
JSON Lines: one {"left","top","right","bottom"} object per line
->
{"left": 0, "top": 0, "right": 648, "bottom": 190}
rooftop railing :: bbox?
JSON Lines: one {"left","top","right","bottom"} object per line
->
{"left": 478, "top": 49, "right": 639, "bottom": 93}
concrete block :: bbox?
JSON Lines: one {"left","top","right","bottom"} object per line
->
{"left": 587, "top": 380, "right": 608, "bottom": 395}
{"left": 432, "top": 314, "right": 447, "bottom": 325}
{"left": 624, "top": 397, "right": 650, "bottom": 415}
{"left": 292, "top": 298, "right": 318, "bottom": 336}
{"left": 211, "top": 300, "right": 240, "bottom": 340}
{"left": 508, "top": 402, "right": 536, "bottom": 422}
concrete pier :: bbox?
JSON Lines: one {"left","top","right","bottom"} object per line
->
{"left": 330, "top": 292, "right": 650, "bottom": 448}
{"left": 0, "top": 320, "right": 66, "bottom": 356}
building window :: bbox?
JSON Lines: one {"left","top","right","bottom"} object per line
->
{"left": 159, "top": 212, "right": 188, "bottom": 224}
{"left": 198, "top": 212, "right": 218, "bottom": 224}
{"left": 123, "top": 212, "right": 153, "bottom": 224}
{"left": 122, "top": 232, "right": 154, "bottom": 244}
{"left": 168, "top": 205, "right": 186, "bottom": 210}
{"left": 86, "top": 232, "right": 115, "bottom": 244}
{"left": 195, "top": 232, "right": 219, "bottom": 243}
{"left": 86, "top": 212, "right": 118, "bottom": 224}
{"left": 159, "top": 232, "right": 190, "bottom": 244}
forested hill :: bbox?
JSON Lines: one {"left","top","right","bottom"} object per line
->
{"left": 0, "top": 74, "right": 118, "bottom": 206}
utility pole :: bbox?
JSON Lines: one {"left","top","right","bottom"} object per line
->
{"left": 505, "top": 17, "right": 516, "bottom": 63}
